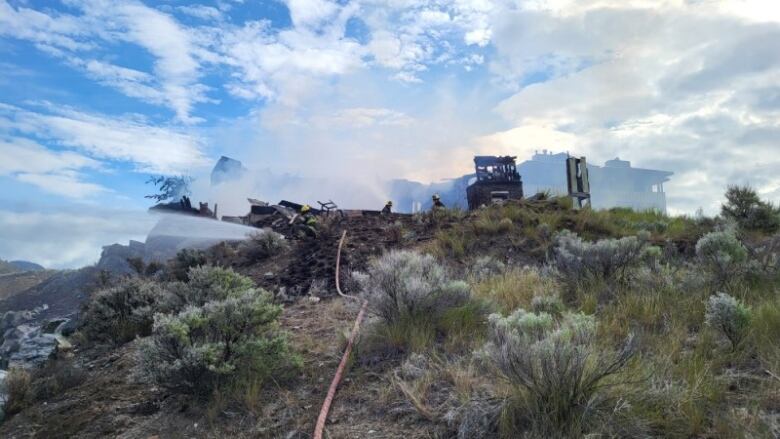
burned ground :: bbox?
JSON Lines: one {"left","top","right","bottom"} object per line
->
{"left": 241, "top": 213, "right": 436, "bottom": 297}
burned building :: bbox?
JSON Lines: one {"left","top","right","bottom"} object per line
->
{"left": 148, "top": 196, "right": 218, "bottom": 219}
{"left": 466, "top": 156, "right": 524, "bottom": 209}
{"left": 518, "top": 151, "right": 673, "bottom": 212}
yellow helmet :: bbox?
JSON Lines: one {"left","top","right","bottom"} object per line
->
{"left": 387, "top": 200, "right": 393, "bottom": 206}
{"left": 300, "top": 204, "right": 311, "bottom": 213}
{"left": 432, "top": 194, "right": 441, "bottom": 200}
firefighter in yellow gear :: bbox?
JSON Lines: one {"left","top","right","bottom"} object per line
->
{"left": 295, "top": 204, "right": 318, "bottom": 238}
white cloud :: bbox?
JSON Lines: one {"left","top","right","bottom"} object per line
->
{"left": 72, "top": 58, "right": 166, "bottom": 103}
{"left": 464, "top": 28, "right": 491, "bottom": 46}
{"left": 0, "top": 0, "right": 209, "bottom": 123}
{"left": 359, "top": 0, "right": 494, "bottom": 81}
{"left": 216, "top": 0, "right": 499, "bottom": 97}
{"left": 16, "top": 171, "right": 107, "bottom": 198}
{"left": 487, "top": 1, "right": 780, "bottom": 213}
{"left": 0, "top": 103, "right": 209, "bottom": 174}
{"left": 312, "top": 107, "right": 413, "bottom": 128}
{"left": 219, "top": 19, "right": 364, "bottom": 104}
{"left": 0, "top": 137, "right": 98, "bottom": 175}
{"left": 112, "top": 1, "right": 206, "bottom": 123}
{"left": 2, "top": 0, "right": 496, "bottom": 115}
{"left": 0, "top": 0, "right": 93, "bottom": 51}
{"left": 0, "top": 137, "right": 106, "bottom": 198}
{"left": 284, "top": 0, "right": 340, "bottom": 28}
{"left": 177, "top": 5, "right": 223, "bottom": 21}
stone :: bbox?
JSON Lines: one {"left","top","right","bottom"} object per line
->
{"left": 8, "top": 333, "right": 58, "bottom": 368}
{"left": 0, "top": 311, "right": 27, "bottom": 334}
{"left": 0, "top": 324, "right": 61, "bottom": 369}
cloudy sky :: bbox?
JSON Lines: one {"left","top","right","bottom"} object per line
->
{"left": 1, "top": 0, "right": 779, "bottom": 268}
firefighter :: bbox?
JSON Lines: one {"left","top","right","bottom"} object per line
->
{"left": 381, "top": 200, "right": 393, "bottom": 214}
{"left": 294, "top": 204, "right": 318, "bottom": 238}
{"left": 432, "top": 194, "right": 445, "bottom": 209}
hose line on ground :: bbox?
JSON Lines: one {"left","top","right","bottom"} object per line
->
{"left": 313, "top": 230, "right": 369, "bottom": 439}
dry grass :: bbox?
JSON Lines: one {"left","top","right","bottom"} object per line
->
{"left": 471, "top": 266, "right": 557, "bottom": 313}
{"left": 2, "top": 368, "right": 32, "bottom": 416}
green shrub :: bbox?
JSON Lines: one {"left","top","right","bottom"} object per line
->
{"left": 552, "top": 230, "right": 652, "bottom": 290}
{"left": 81, "top": 277, "right": 166, "bottom": 344}
{"left": 695, "top": 229, "right": 747, "bottom": 287}
{"left": 356, "top": 250, "right": 471, "bottom": 325}
{"left": 468, "top": 256, "right": 506, "bottom": 281}
{"left": 355, "top": 250, "right": 474, "bottom": 353}
{"left": 530, "top": 294, "right": 565, "bottom": 316}
{"left": 127, "top": 257, "right": 164, "bottom": 277}
{"left": 167, "top": 248, "right": 208, "bottom": 281}
{"left": 138, "top": 288, "right": 298, "bottom": 396}
{"left": 161, "top": 265, "right": 256, "bottom": 312}
{"left": 722, "top": 185, "right": 780, "bottom": 234}
{"left": 745, "top": 234, "right": 780, "bottom": 279}
{"left": 486, "top": 309, "right": 637, "bottom": 438}
{"left": 704, "top": 292, "right": 751, "bottom": 350}
{"left": 240, "top": 229, "right": 288, "bottom": 262}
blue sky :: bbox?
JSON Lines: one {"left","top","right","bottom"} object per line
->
{"left": 1, "top": 0, "right": 780, "bottom": 267}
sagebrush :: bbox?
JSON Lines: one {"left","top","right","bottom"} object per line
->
{"left": 138, "top": 275, "right": 298, "bottom": 396}
{"left": 81, "top": 277, "right": 166, "bottom": 344}
{"left": 356, "top": 250, "right": 471, "bottom": 325}
{"left": 704, "top": 292, "right": 750, "bottom": 350}
{"left": 486, "top": 309, "right": 638, "bottom": 437}
{"left": 551, "top": 230, "right": 654, "bottom": 291}
{"left": 240, "top": 229, "right": 288, "bottom": 262}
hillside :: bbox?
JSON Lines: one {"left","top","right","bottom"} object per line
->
{"left": 1, "top": 193, "right": 779, "bottom": 438}
{"left": 0, "top": 270, "right": 57, "bottom": 302}
{"left": 0, "top": 259, "right": 55, "bottom": 304}
{"left": 0, "top": 260, "right": 20, "bottom": 276}
{"left": 7, "top": 261, "right": 45, "bottom": 272}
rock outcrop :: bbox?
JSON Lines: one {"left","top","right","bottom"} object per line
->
{"left": 0, "top": 312, "right": 72, "bottom": 369}
{"left": 96, "top": 240, "right": 146, "bottom": 275}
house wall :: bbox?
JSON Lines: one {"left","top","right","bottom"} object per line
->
{"left": 517, "top": 153, "right": 672, "bottom": 213}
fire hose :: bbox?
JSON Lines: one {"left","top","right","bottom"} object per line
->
{"left": 313, "top": 230, "right": 368, "bottom": 439}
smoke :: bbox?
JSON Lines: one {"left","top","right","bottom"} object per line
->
{"left": 192, "top": 166, "right": 391, "bottom": 217}
{"left": 190, "top": 71, "right": 516, "bottom": 216}
{"left": 147, "top": 212, "right": 257, "bottom": 241}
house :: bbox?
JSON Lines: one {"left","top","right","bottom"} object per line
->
{"left": 518, "top": 151, "right": 673, "bottom": 212}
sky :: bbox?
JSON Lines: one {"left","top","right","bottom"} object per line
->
{"left": 1, "top": 0, "right": 779, "bottom": 268}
